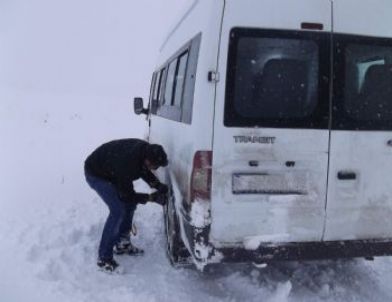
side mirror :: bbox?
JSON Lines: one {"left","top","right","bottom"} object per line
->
{"left": 134, "top": 97, "right": 148, "bottom": 115}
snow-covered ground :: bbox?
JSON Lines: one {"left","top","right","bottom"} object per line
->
{"left": 2, "top": 1, "right": 392, "bottom": 301}
{"left": 2, "top": 169, "right": 392, "bottom": 302}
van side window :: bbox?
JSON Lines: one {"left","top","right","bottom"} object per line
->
{"left": 148, "top": 72, "right": 157, "bottom": 112}
{"left": 181, "top": 33, "right": 201, "bottom": 124}
{"left": 164, "top": 60, "right": 177, "bottom": 106}
{"left": 150, "top": 69, "right": 165, "bottom": 114}
{"left": 333, "top": 35, "right": 392, "bottom": 130}
{"left": 173, "top": 51, "right": 189, "bottom": 107}
{"left": 153, "top": 33, "right": 202, "bottom": 124}
{"left": 153, "top": 70, "right": 161, "bottom": 100}
{"left": 158, "top": 68, "right": 166, "bottom": 104}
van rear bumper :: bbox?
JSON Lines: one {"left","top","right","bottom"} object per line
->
{"left": 217, "top": 239, "right": 392, "bottom": 263}
{"left": 181, "top": 210, "right": 392, "bottom": 264}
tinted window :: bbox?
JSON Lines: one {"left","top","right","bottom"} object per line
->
{"left": 333, "top": 35, "right": 392, "bottom": 130}
{"left": 158, "top": 68, "right": 166, "bottom": 103}
{"left": 150, "top": 73, "right": 156, "bottom": 99}
{"left": 225, "top": 29, "right": 330, "bottom": 129}
{"left": 153, "top": 70, "right": 162, "bottom": 101}
{"left": 148, "top": 73, "right": 157, "bottom": 113}
{"left": 164, "top": 60, "right": 177, "bottom": 105}
{"left": 151, "top": 33, "right": 201, "bottom": 123}
{"left": 345, "top": 45, "right": 392, "bottom": 122}
{"left": 181, "top": 33, "right": 201, "bottom": 124}
{"left": 173, "top": 52, "right": 189, "bottom": 107}
{"left": 150, "top": 68, "right": 165, "bottom": 114}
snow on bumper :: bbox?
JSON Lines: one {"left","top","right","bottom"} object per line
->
{"left": 181, "top": 199, "right": 392, "bottom": 267}
{"left": 182, "top": 208, "right": 392, "bottom": 266}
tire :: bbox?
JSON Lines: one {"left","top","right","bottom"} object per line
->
{"left": 164, "top": 189, "right": 191, "bottom": 267}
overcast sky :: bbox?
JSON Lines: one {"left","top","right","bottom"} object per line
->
{"left": 0, "top": 0, "right": 192, "bottom": 212}
{"left": 0, "top": 0, "right": 190, "bottom": 97}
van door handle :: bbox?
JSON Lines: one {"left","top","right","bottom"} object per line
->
{"left": 337, "top": 171, "right": 357, "bottom": 180}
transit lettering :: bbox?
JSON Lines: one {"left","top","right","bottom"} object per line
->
{"left": 233, "top": 136, "right": 276, "bottom": 144}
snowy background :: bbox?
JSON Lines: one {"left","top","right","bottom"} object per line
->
{"left": 1, "top": 1, "right": 392, "bottom": 301}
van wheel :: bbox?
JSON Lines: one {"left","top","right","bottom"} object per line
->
{"left": 164, "top": 190, "right": 191, "bottom": 267}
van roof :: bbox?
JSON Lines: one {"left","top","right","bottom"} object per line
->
{"left": 160, "top": 0, "right": 200, "bottom": 51}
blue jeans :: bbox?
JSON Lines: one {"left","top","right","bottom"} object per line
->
{"left": 85, "top": 171, "right": 137, "bottom": 260}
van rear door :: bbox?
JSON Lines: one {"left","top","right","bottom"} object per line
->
{"left": 324, "top": 0, "right": 392, "bottom": 240}
{"left": 210, "top": 0, "right": 332, "bottom": 244}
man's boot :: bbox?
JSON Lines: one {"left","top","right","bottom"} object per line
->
{"left": 97, "top": 258, "right": 120, "bottom": 272}
{"left": 114, "top": 238, "right": 144, "bottom": 256}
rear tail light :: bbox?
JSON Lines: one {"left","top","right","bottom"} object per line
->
{"left": 190, "top": 151, "right": 212, "bottom": 203}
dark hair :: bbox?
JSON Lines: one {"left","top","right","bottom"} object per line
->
{"left": 145, "top": 144, "right": 168, "bottom": 167}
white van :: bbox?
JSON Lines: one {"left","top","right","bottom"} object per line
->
{"left": 134, "top": 0, "right": 392, "bottom": 268}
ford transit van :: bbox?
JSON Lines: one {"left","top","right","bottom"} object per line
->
{"left": 134, "top": 0, "right": 392, "bottom": 269}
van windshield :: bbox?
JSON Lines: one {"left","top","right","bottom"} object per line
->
{"left": 224, "top": 28, "right": 330, "bottom": 129}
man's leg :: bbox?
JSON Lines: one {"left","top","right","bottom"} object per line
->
{"left": 114, "top": 202, "right": 144, "bottom": 255}
{"left": 85, "top": 172, "right": 127, "bottom": 261}
{"left": 117, "top": 202, "right": 137, "bottom": 245}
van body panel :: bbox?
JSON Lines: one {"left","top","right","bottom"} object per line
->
{"left": 333, "top": 0, "right": 392, "bottom": 38}
{"left": 324, "top": 0, "right": 392, "bottom": 240}
{"left": 210, "top": 0, "right": 332, "bottom": 244}
{"left": 224, "top": 0, "right": 332, "bottom": 32}
{"left": 149, "top": 0, "right": 225, "bottom": 209}
{"left": 325, "top": 132, "right": 392, "bottom": 240}
{"left": 210, "top": 129, "right": 330, "bottom": 243}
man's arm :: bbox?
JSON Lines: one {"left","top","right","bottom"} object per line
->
{"left": 141, "top": 169, "right": 169, "bottom": 194}
{"left": 140, "top": 168, "right": 160, "bottom": 188}
{"left": 116, "top": 178, "right": 149, "bottom": 204}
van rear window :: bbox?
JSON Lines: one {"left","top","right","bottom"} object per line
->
{"left": 224, "top": 28, "right": 330, "bottom": 129}
{"left": 333, "top": 35, "right": 392, "bottom": 130}
{"left": 225, "top": 29, "right": 328, "bottom": 128}
{"left": 346, "top": 45, "right": 392, "bottom": 121}
{"left": 235, "top": 38, "right": 318, "bottom": 119}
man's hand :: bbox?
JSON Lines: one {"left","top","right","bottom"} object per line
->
{"left": 149, "top": 191, "right": 167, "bottom": 206}
{"left": 156, "top": 183, "right": 169, "bottom": 195}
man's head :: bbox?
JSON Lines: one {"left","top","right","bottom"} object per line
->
{"left": 144, "top": 144, "right": 168, "bottom": 170}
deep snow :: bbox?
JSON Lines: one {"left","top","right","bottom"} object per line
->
{"left": 2, "top": 0, "right": 392, "bottom": 301}
{"left": 2, "top": 174, "right": 392, "bottom": 302}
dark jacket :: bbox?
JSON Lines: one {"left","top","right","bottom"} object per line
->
{"left": 84, "top": 139, "right": 160, "bottom": 204}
